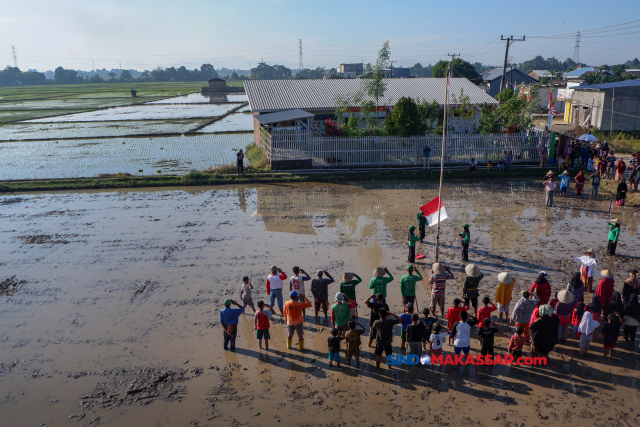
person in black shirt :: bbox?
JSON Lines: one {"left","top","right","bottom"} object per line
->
{"left": 327, "top": 328, "right": 344, "bottom": 367}
{"left": 406, "top": 314, "right": 425, "bottom": 356}
{"left": 602, "top": 313, "right": 621, "bottom": 357}
{"left": 365, "top": 293, "right": 389, "bottom": 347}
{"left": 590, "top": 171, "right": 601, "bottom": 199}
{"left": 477, "top": 318, "right": 500, "bottom": 357}
{"left": 237, "top": 149, "right": 245, "bottom": 175}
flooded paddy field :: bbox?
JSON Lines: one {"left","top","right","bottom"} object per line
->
{"left": 197, "top": 112, "right": 254, "bottom": 133}
{"left": 149, "top": 93, "right": 248, "bottom": 104}
{"left": 0, "top": 181, "right": 639, "bottom": 427}
{"left": 0, "top": 133, "right": 253, "bottom": 179}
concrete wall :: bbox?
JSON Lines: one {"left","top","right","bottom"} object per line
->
{"left": 572, "top": 87, "right": 640, "bottom": 131}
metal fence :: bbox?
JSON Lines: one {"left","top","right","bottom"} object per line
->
{"left": 263, "top": 129, "right": 549, "bottom": 168}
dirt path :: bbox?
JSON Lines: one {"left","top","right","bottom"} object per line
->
{"left": 0, "top": 181, "right": 639, "bottom": 426}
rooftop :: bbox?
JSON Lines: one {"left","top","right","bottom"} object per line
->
{"left": 531, "top": 70, "right": 552, "bottom": 77}
{"left": 480, "top": 67, "right": 537, "bottom": 82}
{"left": 572, "top": 79, "right": 640, "bottom": 90}
{"left": 244, "top": 78, "right": 498, "bottom": 112}
{"left": 563, "top": 67, "right": 598, "bottom": 77}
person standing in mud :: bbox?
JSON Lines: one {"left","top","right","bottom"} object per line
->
{"left": 290, "top": 266, "right": 311, "bottom": 317}
{"left": 606, "top": 218, "right": 621, "bottom": 256}
{"left": 570, "top": 249, "right": 597, "bottom": 293}
{"left": 495, "top": 272, "right": 516, "bottom": 322}
{"left": 236, "top": 149, "right": 244, "bottom": 175}
{"left": 543, "top": 174, "right": 556, "bottom": 207}
{"left": 284, "top": 290, "right": 312, "bottom": 350}
{"left": 340, "top": 272, "right": 362, "bottom": 319}
{"left": 311, "top": 269, "right": 334, "bottom": 320}
{"left": 219, "top": 299, "right": 244, "bottom": 351}
{"left": 407, "top": 226, "right": 420, "bottom": 263}
{"left": 417, "top": 210, "right": 427, "bottom": 243}
{"left": 368, "top": 267, "right": 394, "bottom": 303}
{"left": 458, "top": 224, "right": 470, "bottom": 262}
{"left": 400, "top": 264, "right": 423, "bottom": 308}
{"left": 429, "top": 263, "right": 454, "bottom": 316}
{"left": 266, "top": 266, "right": 287, "bottom": 315}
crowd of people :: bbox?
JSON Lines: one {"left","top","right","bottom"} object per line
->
{"left": 217, "top": 255, "right": 640, "bottom": 368}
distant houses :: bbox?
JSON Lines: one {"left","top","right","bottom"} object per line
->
{"left": 479, "top": 68, "right": 538, "bottom": 97}
{"left": 528, "top": 70, "right": 553, "bottom": 80}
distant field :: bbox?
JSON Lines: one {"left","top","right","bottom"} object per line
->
{"left": 0, "top": 82, "right": 205, "bottom": 100}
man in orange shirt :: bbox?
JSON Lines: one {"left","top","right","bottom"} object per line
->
{"left": 284, "top": 290, "right": 313, "bottom": 350}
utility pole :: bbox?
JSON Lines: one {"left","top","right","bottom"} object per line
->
{"left": 298, "top": 39, "right": 303, "bottom": 71}
{"left": 499, "top": 35, "right": 525, "bottom": 94}
{"left": 11, "top": 46, "right": 18, "bottom": 68}
{"left": 434, "top": 53, "right": 459, "bottom": 263}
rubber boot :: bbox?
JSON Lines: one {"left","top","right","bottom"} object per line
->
{"left": 286, "top": 339, "right": 292, "bottom": 349}
{"left": 298, "top": 339, "right": 304, "bottom": 350}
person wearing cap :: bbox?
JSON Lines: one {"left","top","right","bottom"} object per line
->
{"left": 266, "top": 266, "right": 288, "bottom": 315}
{"left": 606, "top": 218, "right": 621, "bottom": 256}
{"left": 495, "top": 272, "right": 516, "bottom": 322}
{"left": 400, "top": 264, "right": 423, "bottom": 309}
{"left": 219, "top": 299, "right": 244, "bottom": 351}
{"left": 284, "top": 290, "right": 312, "bottom": 350}
{"left": 554, "top": 288, "right": 576, "bottom": 342}
{"left": 429, "top": 263, "right": 455, "bottom": 316}
{"left": 543, "top": 174, "right": 555, "bottom": 207}
{"left": 559, "top": 170, "right": 570, "bottom": 196}
{"left": 311, "top": 269, "right": 335, "bottom": 321}
{"left": 340, "top": 272, "right": 362, "bottom": 318}
{"left": 368, "top": 267, "right": 394, "bottom": 303}
{"left": 530, "top": 272, "right": 551, "bottom": 306}
{"left": 331, "top": 292, "right": 354, "bottom": 337}
{"left": 510, "top": 291, "right": 540, "bottom": 343}
{"left": 595, "top": 270, "right": 615, "bottom": 318}
{"left": 570, "top": 249, "right": 598, "bottom": 293}
{"left": 623, "top": 269, "right": 639, "bottom": 305}
{"left": 458, "top": 224, "right": 471, "bottom": 262}
{"left": 462, "top": 264, "right": 483, "bottom": 316}
{"left": 407, "top": 225, "right": 420, "bottom": 263}
{"left": 290, "top": 266, "right": 311, "bottom": 316}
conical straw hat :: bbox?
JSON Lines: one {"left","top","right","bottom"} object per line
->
{"left": 465, "top": 264, "right": 481, "bottom": 278}
{"left": 497, "top": 272, "right": 515, "bottom": 285}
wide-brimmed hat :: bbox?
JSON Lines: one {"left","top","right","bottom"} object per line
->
{"left": 497, "top": 272, "right": 515, "bottom": 285}
{"left": 609, "top": 218, "right": 621, "bottom": 225}
{"left": 557, "top": 289, "right": 574, "bottom": 304}
{"left": 465, "top": 264, "right": 481, "bottom": 278}
{"left": 342, "top": 272, "right": 355, "bottom": 282}
{"left": 601, "top": 270, "right": 613, "bottom": 278}
{"left": 373, "top": 267, "right": 386, "bottom": 278}
{"left": 432, "top": 263, "right": 445, "bottom": 275}
{"left": 584, "top": 248, "right": 594, "bottom": 255}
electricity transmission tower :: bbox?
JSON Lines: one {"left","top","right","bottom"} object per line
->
{"left": 11, "top": 46, "right": 18, "bottom": 68}
{"left": 299, "top": 39, "right": 303, "bottom": 71}
{"left": 573, "top": 31, "right": 580, "bottom": 64}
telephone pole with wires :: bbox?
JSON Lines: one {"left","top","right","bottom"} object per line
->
{"left": 11, "top": 46, "right": 18, "bottom": 68}
{"left": 573, "top": 31, "right": 581, "bottom": 64}
{"left": 499, "top": 35, "right": 525, "bottom": 93}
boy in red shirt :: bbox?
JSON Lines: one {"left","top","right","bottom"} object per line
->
{"left": 254, "top": 301, "right": 273, "bottom": 351}
{"left": 508, "top": 326, "right": 526, "bottom": 359}
{"left": 446, "top": 298, "right": 468, "bottom": 336}
{"left": 477, "top": 296, "right": 497, "bottom": 323}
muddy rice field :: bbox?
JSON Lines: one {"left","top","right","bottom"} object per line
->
{"left": 1, "top": 180, "right": 639, "bottom": 427}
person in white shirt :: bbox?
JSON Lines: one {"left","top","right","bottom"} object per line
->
{"left": 429, "top": 324, "right": 449, "bottom": 357}
{"left": 468, "top": 158, "right": 478, "bottom": 174}
{"left": 289, "top": 266, "right": 311, "bottom": 316}
{"left": 451, "top": 311, "right": 478, "bottom": 355}
{"left": 569, "top": 248, "right": 597, "bottom": 293}
{"left": 266, "top": 265, "right": 288, "bottom": 314}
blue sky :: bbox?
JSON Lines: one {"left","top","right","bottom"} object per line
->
{"left": 3, "top": 0, "right": 640, "bottom": 71}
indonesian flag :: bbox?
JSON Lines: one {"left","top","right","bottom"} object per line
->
{"left": 549, "top": 90, "right": 556, "bottom": 116}
{"left": 420, "top": 196, "right": 448, "bottom": 227}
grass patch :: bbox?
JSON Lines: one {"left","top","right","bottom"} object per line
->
{"left": 591, "top": 129, "right": 640, "bottom": 154}
{"left": 245, "top": 143, "right": 269, "bottom": 170}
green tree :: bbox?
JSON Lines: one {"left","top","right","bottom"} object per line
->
{"left": 583, "top": 72, "right": 615, "bottom": 85}
{"left": 107, "top": 72, "right": 117, "bottom": 82}
{"left": 478, "top": 88, "right": 536, "bottom": 133}
{"left": 432, "top": 60, "right": 449, "bottom": 78}
{"left": 119, "top": 70, "right": 134, "bottom": 82}
{"left": 433, "top": 58, "right": 479, "bottom": 82}
{"left": 450, "top": 89, "right": 475, "bottom": 134}
{"left": 54, "top": 67, "right": 78, "bottom": 84}
{"left": 362, "top": 41, "right": 391, "bottom": 133}
{"left": 385, "top": 97, "right": 427, "bottom": 136}
{"left": 200, "top": 63, "right": 217, "bottom": 80}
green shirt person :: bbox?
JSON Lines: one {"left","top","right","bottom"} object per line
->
{"left": 368, "top": 267, "right": 394, "bottom": 299}
{"left": 400, "top": 264, "right": 423, "bottom": 298}
{"left": 608, "top": 221, "right": 620, "bottom": 242}
{"left": 331, "top": 293, "right": 352, "bottom": 331}
{"left": 339, "top": 273, "right": 362, "bottom": 301}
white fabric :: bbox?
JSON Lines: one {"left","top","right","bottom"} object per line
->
{"left": 290, "top": 275, "right": 306, "bottom": 296}
{"left": 429, "top": 332, "right": 448, "bottom": 350}
{"left": 453, "top": 322, "right": 471, "bottom": 347}
{"left": 572, "top": 256, "right": 597, "bottom": 277}
{"left": 426, "top": 206, "right": 448, "bottom": 227}
{"left": 578, "top": 311, "right": 600, "bottom": 335}
{"left": 267, "top": 273, "right": 284, "bottom": 290}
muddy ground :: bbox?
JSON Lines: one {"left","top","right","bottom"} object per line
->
{"left": 0, "top": 180, "right": 639, "bottom": 427}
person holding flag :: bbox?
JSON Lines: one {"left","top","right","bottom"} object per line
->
{"left": 416, "top": 210, "right": 428, "bottom": 243}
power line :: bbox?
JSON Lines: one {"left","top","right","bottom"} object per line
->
{"left": 499, "top": 35, "right": 525, "bottom": 92}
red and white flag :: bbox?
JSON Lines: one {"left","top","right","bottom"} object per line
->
{"left": 548, "top": 90, "right": 556, "bottom": 116}
{"left": 420, "top": 196, "right": 448, "bottom": 227}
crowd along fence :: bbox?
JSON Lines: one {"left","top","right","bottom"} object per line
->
{"left": 261, "top": 129, "right": 550, "bottom": 168}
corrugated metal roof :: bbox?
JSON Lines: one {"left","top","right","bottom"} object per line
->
{"left": 255, "top": 109, "right": 314, "bottom": 125}
{"left": 573, "top": 79, "right": 640, "bottom": 90}
{"left": 532, "top": 70, "right": 552, "bottom": 77}
{"left": 563, "top": 67, "right": 598, "bottom": 76}
{"left": 480, "top": 67, "right": 538, "bottom": 82}
{"left": 243, "top": 78, "right": 497, "bottom": 112}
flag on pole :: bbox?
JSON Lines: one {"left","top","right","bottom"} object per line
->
{"left": 548, "top": 90, "right": 556, "bottom": 116}
{"left": 420, "top": 197, "right": 448, "bottom": 227}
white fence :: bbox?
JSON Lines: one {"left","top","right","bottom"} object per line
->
{"left": 263, "top": 129, "right": 549, "bottom": 168}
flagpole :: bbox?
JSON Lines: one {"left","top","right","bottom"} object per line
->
{"left": 435, "top": 54, "right": 458, "bottom": 262}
